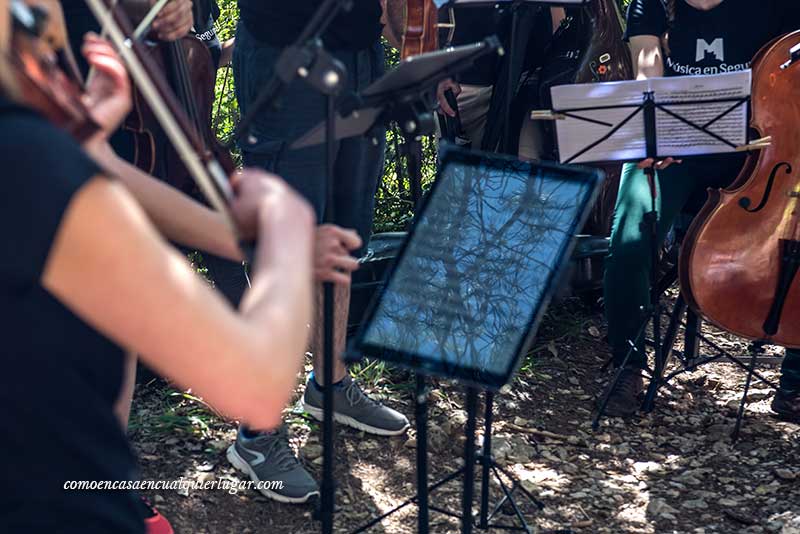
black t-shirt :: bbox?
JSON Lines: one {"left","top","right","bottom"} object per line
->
{"left": 447, "top": 5, "right": 513, "bottom": 85}
{"left": 238, "top": 0, "right": 383, "bottom": 51}
{"left": 193, "top": 0, "right": 223, "bottom": 67}
{"left": 0, "top": 98, "right": 143, "bottom": 534}
{"left": 625, "top": 0, "right": 800, "bottom": 77}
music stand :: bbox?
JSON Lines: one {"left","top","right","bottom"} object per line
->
{"left": 346, "top": 146, "right": 603, "bottom": 534}
{"left": 293, "top": 38, "right": 502, "bottom": 212}
{"left": 534, "top": 71, "right": 773, "bottom": 440}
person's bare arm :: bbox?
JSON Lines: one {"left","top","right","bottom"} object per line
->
{"left": 629, "top": 35, "right": 679, "bottom": 169}
{"left": 42, "top": 173, "right": 315, "bottom": 430}
{"left": 84, "top": 140, "right": 243, "bottom": 261}
{"left": 629, "top": 35, "right": 664, "bottom": 80}
{"left": 218, "top": 37, "right": 235, "bottom": 68}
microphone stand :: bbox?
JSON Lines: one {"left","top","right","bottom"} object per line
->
{"left": 229, "top": 3, "right": 352, "bottom": 533}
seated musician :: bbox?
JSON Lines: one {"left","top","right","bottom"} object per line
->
{"left": 431, "top": 4, "right": 567, "bottom": 154}
{"left": 600, "top": 0, "right": 800, "bottom": 422}
{"left": 0, "top": 10, "right": 316, "bottom": 534}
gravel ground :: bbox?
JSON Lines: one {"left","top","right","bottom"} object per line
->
{"left": 130, "top": 298, "right": 800, "bottom": 534}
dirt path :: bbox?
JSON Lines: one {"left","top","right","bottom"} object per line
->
{"left": 131, "top": 299, "right": 800, "bottom": 534}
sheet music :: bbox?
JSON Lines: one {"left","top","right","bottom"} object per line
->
{"left": 653, "top": 70, "right": 751, "bottom": 157}
{"left": 550, "top": 70, "right": 751, "bottom": 164}
{"left": 549, "top": 79, "right": 649, "bottom": 164}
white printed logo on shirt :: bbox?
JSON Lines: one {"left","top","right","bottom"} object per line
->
{"left": 696, "top": 38, "right": 725, "bottom": 62}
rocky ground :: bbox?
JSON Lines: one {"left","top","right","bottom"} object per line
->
{"left": 130, "top": 298, "right": 800, "bottom": 534}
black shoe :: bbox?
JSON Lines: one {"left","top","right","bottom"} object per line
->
{"left": 771, "top": 389, "right": 800, "bottom": 423}
{"left": 598, "top": 367, "right": 644, "bottom": 418}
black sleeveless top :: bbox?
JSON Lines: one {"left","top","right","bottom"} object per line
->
{"left": 0, "top": 98, "right": 143, "bottom": 533}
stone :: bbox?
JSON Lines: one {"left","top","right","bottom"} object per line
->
{"left": 302, "top": 444, "right": 323, "bottom": 460}
{"left": 196, "top": 472, "right": 215, "bottom": 483}
{"left": 647, "top": 498, "right": 678, "bottom": 516}
{"left": 682, "top": 499, "right": 709, "bottom": 510}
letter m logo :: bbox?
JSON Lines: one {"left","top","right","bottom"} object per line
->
{"left": 696, "top": 38, "right": 725, "bottom": 62}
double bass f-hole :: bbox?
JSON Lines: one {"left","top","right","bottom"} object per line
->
{"left": 738, "top": 162, "right": 793, "bottom": 212}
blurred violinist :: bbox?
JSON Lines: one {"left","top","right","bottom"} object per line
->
{"left": 0, "top": 2, "right": 317, "bottom": 533}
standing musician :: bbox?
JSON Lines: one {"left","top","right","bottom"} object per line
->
{"left": 600, "top": 0, "right": 800, "bottom": 422}
{"left": 229, "top": 0, "right": 410, "bottom": 505}
{"left": 0, "top": 2, "right": 317, "bottom": 531}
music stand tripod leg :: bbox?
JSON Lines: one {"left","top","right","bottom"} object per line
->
{"left": 642, "top": 293, "right": 686, "bottom": 412}
{"left": 462, "top": 388, "right": 479, "bottom": 534}
{"left": 732, "top": 341, "right": 764, "bottom": 441}
{"left": 477, "top": 391, "right": 543, "bottom": 532}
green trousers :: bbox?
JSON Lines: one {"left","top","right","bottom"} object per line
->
{"left": 604, "top": 157, "right": 800, "bottom": 393}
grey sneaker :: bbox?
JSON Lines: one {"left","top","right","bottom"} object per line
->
{"left": 226, "top": 425, "right": 319, "bottom": 504}
{"left": 302, "top": 374, "right": 410, "bottom": 436}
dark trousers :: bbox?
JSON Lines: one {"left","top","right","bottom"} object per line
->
{"left": 232, "top": 22, "right": 386, "bottom": 255}
{"left": 605, "top": 158, "right": 800, "bottom": 393}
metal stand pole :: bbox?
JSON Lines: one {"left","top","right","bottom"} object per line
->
{"left": 641, "top": 163, "right": 663, "bottom": 413}
{"left": 462, "top": 388, "right": 479, "bottom": 534}
{"left": 416, "top": 374, "right": 430, "bottom": 534}
{"left": 501, "top": 1, "right": 522, "bottom": 154}
{"left": 478, "top": 392, "right": 493, "bottom": 529}
{"left": 733, "top": 342, "right": 764, "bottom": 441}
{"left": 321, "top": 93, "right": 337, "bottom": 534}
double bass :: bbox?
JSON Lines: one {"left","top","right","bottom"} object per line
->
{"left": 681, "top": 31, "right": 800, "bottom": 348}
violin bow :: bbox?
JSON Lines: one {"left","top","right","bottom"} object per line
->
{"left": 83, "top": 0, "right": 238, "bottom": 238}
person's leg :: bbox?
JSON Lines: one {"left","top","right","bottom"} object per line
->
{"left": 455, "top": 84, "right": 493, "bottom": 148}
{"left": 301, "top": 42, "right": 409, "bottom": 435}
{"left": 226, "top": 21, "right": 327, "bottom": 504}
{"left": 114, "top": 351, "right": 137, "bottom": 430}
{"left": 601, "top": 161, "right": 701, "bottom": 415}
{"left": 773, "top": 349, "right": 800, "bottom": 421}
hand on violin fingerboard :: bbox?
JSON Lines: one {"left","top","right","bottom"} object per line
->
{"left": 151, "top": 0, "right": 193, "bottom": 42}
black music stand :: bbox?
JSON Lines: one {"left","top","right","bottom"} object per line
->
{"left": 345, "top": 146, "right": 603, "bottom": 534}
{"left": 292, "top": 39, "right": 501, "bottom": 532}
{"left": 293, "top": 38, "right": 503, "bottom": 211}
{"left": 537, "top": 74, "right": 775, "bottom": 440}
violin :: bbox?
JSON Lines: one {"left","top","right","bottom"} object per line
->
{"left": 680, "top": 31, "right": 800, "bottom": 348}
{"left": 120, "top": 0, "right": 234, "bottom": 193}
{"left": 8, "top": 0, "right": 99, "bottom": 141}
